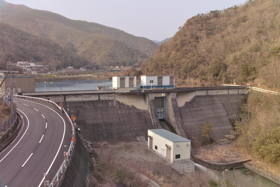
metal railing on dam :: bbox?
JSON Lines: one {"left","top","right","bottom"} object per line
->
{"left": 23, "top": 86, "right": 248, "bottom": 97}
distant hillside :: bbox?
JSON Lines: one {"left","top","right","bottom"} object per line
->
{"left": 0, "top": 22, "right": 91, "bottom": 69}
{"left": 0, "top": 1, "right": 158, "bottom": 66}
{"left": 142, "top": 0, "right": 280, "bottom": 88}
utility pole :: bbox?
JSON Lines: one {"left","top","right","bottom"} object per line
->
{"left": 10, "top": 70, "right": 13, "bottom": 113}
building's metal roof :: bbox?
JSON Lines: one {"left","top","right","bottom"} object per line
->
{"left": 112, "top": 76, "right": 136, "bottom": 78}
{"left": 149, "top": 129, "right": 190, "bottom": 142}
{"left": 141, "top": 75, "right": 174, "bottom": 77}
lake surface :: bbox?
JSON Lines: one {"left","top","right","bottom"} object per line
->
{"left": 35, "top": 80, "right": 112, "bottom": 92}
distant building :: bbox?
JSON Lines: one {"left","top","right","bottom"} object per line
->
{"left": 0, "top": 76, "right": 35, "bottom": 93}
{"left": 140, "top": 75, "right": 175, "bottom": 89}
{"left": 16, "top": 61, "right": 32, "bottom": 72}
{"left": 112, "top": 76, "right": 136, "bottom": 89}
{"left": 15, "top": 61, "right": 49, "bottom": 73}
{"left": 79, "top": 67, "right": 87, "bottom": 71}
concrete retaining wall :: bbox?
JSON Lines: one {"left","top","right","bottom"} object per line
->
{"left": 115, "top": 94, "right": 148, "bottom": 110}
{"left": 66, "top": 95, "right": 99, "bottom": 102}
{"left": 146, "top": 94, "right": 161, "bottom": 128}
{"left": 244, "top": 162, "right": 280, "bottom": 185}
{"left": 166, "top": 93, "right": 187, "bottom": 138}
{"left": 193, "top": 155, "right": 251, "bottom": 170}
{"left": 177, "top": 92, "right": 196, "bottom": 107}
{"left": 60, "top": 133, "right": 94, "bottom": 187}
{"left": 0, "top": 113, "right": 21, "bottom": 152}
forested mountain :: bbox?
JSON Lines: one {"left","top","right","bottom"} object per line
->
{"left": 0, "top": 0, "right": 158, "bottom": 67}
{"left": 0, "top": 22, "right": 91, "bottom": 69}
{"left": 142, "top": 0, "right": 280, "bottom": 88}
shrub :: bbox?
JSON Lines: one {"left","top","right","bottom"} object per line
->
{"left": 208, "top": 179, "right": 218, "bottom": 187}
{"left": 201, "top": 122, "right": 213, "bottom": 145}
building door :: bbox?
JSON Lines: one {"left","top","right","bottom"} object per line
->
{"left": 158, "top": 77, "right": 162, "bottom": 86}
{"left": 170, "top": 77, "right": 174, "bottom": 85}
{"left": 120, "top": 78, "right": 125, "bottom": 88}
{"left": 129, "top": 78, "right": 134, "bottom": 88}
{"left": 166, "top": 145, "right": 171, "bottom": 162}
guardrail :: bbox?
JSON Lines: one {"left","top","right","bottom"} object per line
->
{"left": 250, "top": 87, "right": 279, "bottom": 95}
{"left": 14, "top": 95, "right": 76, "bottom": 187}
{"left": 222, "top": 84, "right": 279, "bottom": 95}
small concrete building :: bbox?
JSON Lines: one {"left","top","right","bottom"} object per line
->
{"left": 112, "top": 76, "right": 136, "bottom": 89}
{"left": 0, "top": 76, "right": 35, "bottom": 93}
{"left": 148, "top": 129, "right": 194, "bottom": 174}
{"left": 140, "top": 75, "right": 175, "bottom": 89}
{"left": 148, "top": 129, "right": 191, "bottom": 163}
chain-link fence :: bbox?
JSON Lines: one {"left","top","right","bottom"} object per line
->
{"left": 0, "top": 110, "right": 17, "bottom": 132}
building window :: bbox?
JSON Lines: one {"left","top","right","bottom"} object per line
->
{"left": 155, "top": 145, "right": 158, "bottom": 150}
{"left": 175, "top": 154, "right": 180, "bottom": 159}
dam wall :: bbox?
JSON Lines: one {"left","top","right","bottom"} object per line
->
{"left": 28, "top": 87, "right": 247, "bottom": 142}
{"left": 64, "top": 94, "right": 155, "bottom": 142}
{"left": 178, "top": 94, "right": 246, "bottom": 140}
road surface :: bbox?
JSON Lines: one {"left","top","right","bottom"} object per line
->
{"left": 0, "top": 98, "right": 72, "bottom": 187}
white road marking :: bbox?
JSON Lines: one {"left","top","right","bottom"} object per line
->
{"left": 22, "top": 153, "right": 33, "bottom": 167}
{"left": 39, "top": 134, "right": 44, "bottom": 144}
{"left": 23, "top": 104, "right": 29, "bottom": 107}
{"left": 41, "top": 114, "right": 45, "bottom": 119}
{"left": 0, "top": 109, "right": 30, "bottom": 163}
{"left": 45, "top": 122, "right": 47, "bottom": 129}
{"left": 34, "top": 108, "right": 38, "bottom": 112}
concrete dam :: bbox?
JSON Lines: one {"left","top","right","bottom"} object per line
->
{"left": 26, "top": 86, "right": 247, "bottom": 143}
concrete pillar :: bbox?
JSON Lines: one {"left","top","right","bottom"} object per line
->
{"left": 166, "top": 92, "right": 188, "bottom": 138}
{"left": 146, "top": 93, "right": 161, "bottom": 128}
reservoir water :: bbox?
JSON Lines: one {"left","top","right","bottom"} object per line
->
{"left": 35, "top": 80, "right": 112, "bottom": 92}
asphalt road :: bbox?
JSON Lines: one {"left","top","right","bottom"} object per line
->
{"left": 0, "top": 98, "right": 72, "bottom": 187}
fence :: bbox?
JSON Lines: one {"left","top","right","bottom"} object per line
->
{"left": 14, "top": 95, "right": 76, "bottom": 187}
{"left": 0, "top": 110, "right": 17, "bottom": 132}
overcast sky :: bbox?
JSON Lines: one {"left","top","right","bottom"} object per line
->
{"left": 5, "top": 0, "right": 248, "bottom": 41}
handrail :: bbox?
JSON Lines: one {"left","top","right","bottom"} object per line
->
{"left": 222, "top": 84, "right": 279, "bottom": 95}
{"left": 14, "top": 95, "right": 76, "bottom": 187}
